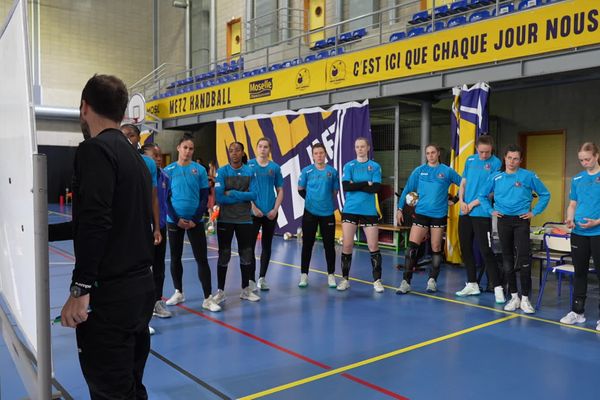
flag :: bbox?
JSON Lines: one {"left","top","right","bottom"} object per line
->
{"left": 446, "top": 82, "right": 490, "bottom": 263}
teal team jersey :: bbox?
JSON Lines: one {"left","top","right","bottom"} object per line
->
{"left": 570, "top": 170, "right": 600, "bottom": 236}
{"left": 342, "top": 159, "right": 382, "bottom": 216}
{"left": 298, "top": 164, "right": 339, "bottom": 216}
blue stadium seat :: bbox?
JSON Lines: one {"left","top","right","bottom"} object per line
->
{"left": 289, "top": 58, "right": 301, "bottom": 66}
{"left": 469, "top": 0, "right": 494, "bottom": 7}
{"left": 434, "top": 5, "right": 450, "bottom": 17}
{"left": 184, "top": 77, "right": 193, "bottom": 85}
{"left": 352, "top": 28, "right": 367, "bottom": 39}
{"left": 242, "top": 71, "right": 253, "bottom": 78}
{"left": 217, "top": 77, "right": 227, "bottom": 84}
{"left": 407, "top": 27, "right": 425, "bottom": 38}
{"left": 448, "top": 15, "right": 467, "bottom": 27}
{"left": 311, "top": 39, "right": 327, "bottom": 50}
{"left": 409, "top": 10, "right": 430, "bottom": 25}
{"left": 230, "top": 73, "right": 239, "bottom": 80}
{"left": 450, "top": 0, "right": 470, "bottom": 14}
{"left": 193, "top": 74, "right": 203, "bottom": 82}
{"left": 152, "top": 94, "right": 158, "bottom": 100}
{"left": 268, "top": 63, "right": 282, "bottom": 71}
{"left": 176, "top": 87, "right": 185, "bottom": 94}
{"left": 491, "top": 3, "right": 515, "bottom": 15}
{"left": 339, "top": 31, "right": 353, "bottom": 42}
{"left": 469, "top": 10, "right": 491, "bottom": 22}
{"left": 281, "top": 60, "right": 293, "bottom": 68}
{"left": 166, "top": 81, "right": 176, "bottom": 89}
{"left": 326, "top": 36, "right": 336, "bottom": 47}
{"left": 195, "top": 82, "right": 204, "bottom": 90}
{"left": 256, "top": 67, "right": 267, "bottom": 74}
{"left": 426, "top": 21, "right": 445, "bottom": 33}
{"left": 159, "top": 93, "right": 166, "bottom": 99}
{"left": 329, "top": 47, "right": 344, "bottom": 56}
{"left": 316, "top": 50, "right": 331, "bottom": 59}
{"left": 176, "top": 79, "right": 186, "bottom": 87}
{"left": 389, "top": 31, "right": 406, "bottom": 42}
{"left": 518, "top": 0, "right": 542, "bottom": 10}
{"left": 304, "top": 54, "right": 317, "bottom": 62}
{"left": 204, "top": 80, "right": 213, "bottom": 87}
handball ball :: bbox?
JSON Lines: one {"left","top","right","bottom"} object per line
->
{"left": 406, "top": 192, "right": 419, "bottom": 207}
{"left": 207, "top": 225, "right": 215, "bottom": 234}
{"left": 213, "top": 205, "right": 219, "bottom": 212}
{"left": 283, "top": 232, "right": 292, "bottom": 240}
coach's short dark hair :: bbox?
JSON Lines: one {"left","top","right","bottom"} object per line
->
{"left": 81, "top": 74, "right": 128, "bottom": 123}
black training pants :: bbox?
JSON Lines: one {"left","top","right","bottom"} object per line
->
{"left": 301, "top": 210, "right": 336, "bottom": 274}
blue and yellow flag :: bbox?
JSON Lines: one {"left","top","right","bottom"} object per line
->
{"left": 446, "top": 82, "right": 490, "bottom": 263}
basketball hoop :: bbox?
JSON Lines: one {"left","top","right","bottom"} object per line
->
{"left": 125, "top": 93, "right": 146, "bottom": 124}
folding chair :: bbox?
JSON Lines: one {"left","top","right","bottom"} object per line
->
{"left": 535, "top": 233, "right": 574, "bottom": 310}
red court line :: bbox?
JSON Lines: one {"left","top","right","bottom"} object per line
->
{"left": 48, "top": 244, "right": 407, "bottom": 399}
{"left": 174, "top": 302, "right": 409, "bottom": 400}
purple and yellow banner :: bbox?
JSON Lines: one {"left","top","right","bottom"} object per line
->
{"left": 446, "top": 82, "right": 490, "bottom": 263}
{"left": 216, "top": 100, "right": 371, "bottom": 233}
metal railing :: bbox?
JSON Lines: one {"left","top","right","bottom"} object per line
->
{"left": 135, "top": 0, "right": 557, "bottom": 103}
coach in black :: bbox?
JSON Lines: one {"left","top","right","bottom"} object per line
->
{"left": 60, "top": 74, "right": 155, "bottom": 399}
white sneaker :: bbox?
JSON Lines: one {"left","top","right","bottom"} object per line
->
{"left": 257, "top": 277, "right": 270, "bottom": 291}
{"left": 240, "top": 287, "right": 261, "bottom": 302}
{"left": 396, "top": 280, "right": 411, "bottom": 294}
{"left": 373, "top": 279, "right": 384, "bottom": 293}
{"left": 165, "top": 290, "right": 185, "bottom": 306}
{"left": 327, "top": 274, "right": 337, "bottom": 288}
{"left": 455, "top": 282, "right": 480, "bottom": 297}
{"left": 504, "top": 295, "right": 521, "bottom": 311}
{"left": 520, "top": 296, "right": 535, "bottom": 314}
{"left": 494, "top": 286, "right": 506, "bottom": 304}
{"left": 213, "top": 289, "right": 226, "bottom": 305}
{"left": 153, "top": 300, "right": 172, "bottom": 318}
{"left": 336, "top": 278, "right": 350, "bottom": 291}
{"left": 148, "top": 326, "right": 156, "bottom": 335}
{"left": 298, "top": 273, "right": 309, "bottom": 288}
{"left": 249, "top": 280, "right": 257, "bottom": 292}
{"left": 202, "top": 295, "right": 222, "bottom": 312}
{"left": 426, "top": 278, "right": 437, "bottom": 293}
{"left": 560, "top": 311, "right": 586, "bottom": 325}
{"left": 596, "top": 320, "right": 600, "bottom": 331}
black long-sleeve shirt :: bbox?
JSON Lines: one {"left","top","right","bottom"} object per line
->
{"left": 70, "top": 129, "right": 154, "bottom": 299}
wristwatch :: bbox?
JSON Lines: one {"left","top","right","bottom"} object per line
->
{"left": 70, "top": 284, "right": 89, "bottom": 298}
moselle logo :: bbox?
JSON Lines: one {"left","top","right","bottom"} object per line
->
{"left": 249, "top": 78, "right": 273, "bottom": 99}
{"left": 367, "top": 165, "right": 373, "bottom": 171}
{"left": 296, "top": 68, "right": 311, "bottom": 90}
{"left": 595, "top": 176, "right": 600, "bottom": 183}
{"left": 327, "top": 172, "right": 332, "bottom": 177}
{"left": 437, "top": 173, "right": 445, "bottom": 179}
{"left": 485, "top": 163, "right": 491, "bottom": 170}
{"left": 515, "top": 181, "right": 522, "bottom": 187}
{"left": 328, "top": 60, "right": 346, "bottom": 84}
{"left": 192, "top": 168, "right": 198, "bottom": 175}
{"left": 268, "top": 169, "right": 274, "bottom": 176}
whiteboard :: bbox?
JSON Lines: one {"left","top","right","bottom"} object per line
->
{"left": 0, "top": 0, "right": 39, "bottom": 353}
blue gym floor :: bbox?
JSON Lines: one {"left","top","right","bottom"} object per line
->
{"left": 1, "top": 204, "right": 599, "bottom": 399}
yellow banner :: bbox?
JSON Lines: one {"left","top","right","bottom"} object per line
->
{"left": 147, "top": 0, "right": 600, "bottom": 119}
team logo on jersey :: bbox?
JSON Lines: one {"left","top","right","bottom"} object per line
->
{"left": 327, "top": 172, "right": 332, "bottom": 177}
{"left": 437, "top": 173, "right": 445, "bottom": 179}
{"left": 191, "top": 168, "right": 198, "bottom": 175}
{"left": 367, "top": 165, "right": 373, "bottom": 171}
{"left": 268, "top": 169, "right": 274, "bottom": 176}
{"left": 595, "top": 176, "right": 600, "bottom": 183}
{"left": 515, "top": 181, "right": 522, "bottom": 187}
{"left": 484, "top": 163, "right": 491, "bottom": 170}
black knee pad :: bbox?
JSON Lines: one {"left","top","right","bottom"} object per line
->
{"left": 405, "top": 242, "right": 419, "bottom": 271}
{"left": 432, "top": 251, "right": 443, "bottom": 269}
{"left": 218, "top": 248, "right": 232, "bottom": 266}
{"left": 370, "top": 250, "right": 382, "bottom": 280}
{"left": 239, "top": 247, "right": 254, "bottom": 266}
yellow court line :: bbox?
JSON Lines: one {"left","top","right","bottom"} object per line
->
{"left": 238, "top": 314, "right": 519, "bottom": 400}
{"left": 48, "top": 212, "right": 599, "bottom": 335}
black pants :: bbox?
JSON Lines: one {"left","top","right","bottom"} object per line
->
{"left": 458, "top": 215, "right": 501, "bottom": 287}
{"left": 167, "top": 222, "right": 212, "bottom": 299}
{"left": 153, "top": 226, "right": 167, "bottom": 301}
{"left": 301, "top": 210, "right": 336, "bottom": 274}
{"left": 217, "top": 222, "right": 255, "bottom": 290}
{"left": 250, "top": 215, "right": 277, "bottom": 280}
{"left": 76, "top": 273, "right": 155, "bottom": 400}
{"left": 498, "top": 216, "right": 531, "bottom": 296}
{"left": 571, "top": 233, "right": 600, "bottom": 315}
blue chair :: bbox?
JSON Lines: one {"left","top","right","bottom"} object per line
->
{"left": 289, "top": 58, "right": 301, "bottom": 66}
{"left": 195, "top": 82, "right": 204, "bottom": 90}
{"left": 492, "top": 3, "right": 515, "bottom": 15}
{"left": 151, "top": 94, "right": 159, "bottom": 101}
{"left": 469, "top": 0, "right": 494, "bottom": 8}
{"left": 242, "top": 71, "right": 253, "bottom": 78}
{"left": 389, "top": 31, "right": 406, "bottom": 42}
{"left": 409, "top": 10, "right": 430, "bottom": 25}
{"left": 450, "top": 0, "right": 470, "bottom": 14}
{"left": 352, "top": 28, "right": 367, "bottom": 39}
{"left": 407, "top": 27, "right": 425, "bottom": 38}
{"left": 268, "top": 63, "right": 282, "bottom": 71}
{"left": 448, "top": 15, "right": 467, "bottom": 27}
{"left": 304, "top": 54, "right": 317, "bottom": 62}
{"left": 329, "top": 47, "right": 344, "bottom": 56}
{"left": 518, "top": 0, "right": 542, "bottom": 10}
{"left": 316, "top": 50, "right": 330, "bottom": 59}
{"left": 326, "top": 36, "right": 336, "bottom": 47}
{"left": 311, "top": 39, "right": 327, "bottom": 50}
{"left": 204, "top": 80, "right": 213, "bottom": 87}
{"left": 339, "top": 31, "right": 353, "bottom": 42}
{"left": 469, "top": 10, "right": 491, "bottom": 22}
{"left": 166, "top": 81, "right": 176, "bottom": 89}
{"left": 159, "top": 93, "right": 167, "bottom": 99}
{"left": 434, "top": 5, "right": 450, "bottom": 17}
{"left": 256, "top": 67, "right": 267, "bottom": 74}
{"left": 193, "top": 74, "right": 203, "bottom": 82}
{"left": 176, "top": 87, "right": 185, "bottom": 94}
{"left": 426, "top": 21, "right": 445, "bottom": 33}
{"left": 184, "top": 77, "right": 193, "bottom": 85}
{"left": 229, "top": 73, "right": 239, "bottom": 80}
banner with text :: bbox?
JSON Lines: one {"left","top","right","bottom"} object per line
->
{"left": 148, "top": 0, "right": 599, "bottom": 120}
{"left": 216, "top": 100, "right": 371, "bottom": 233}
